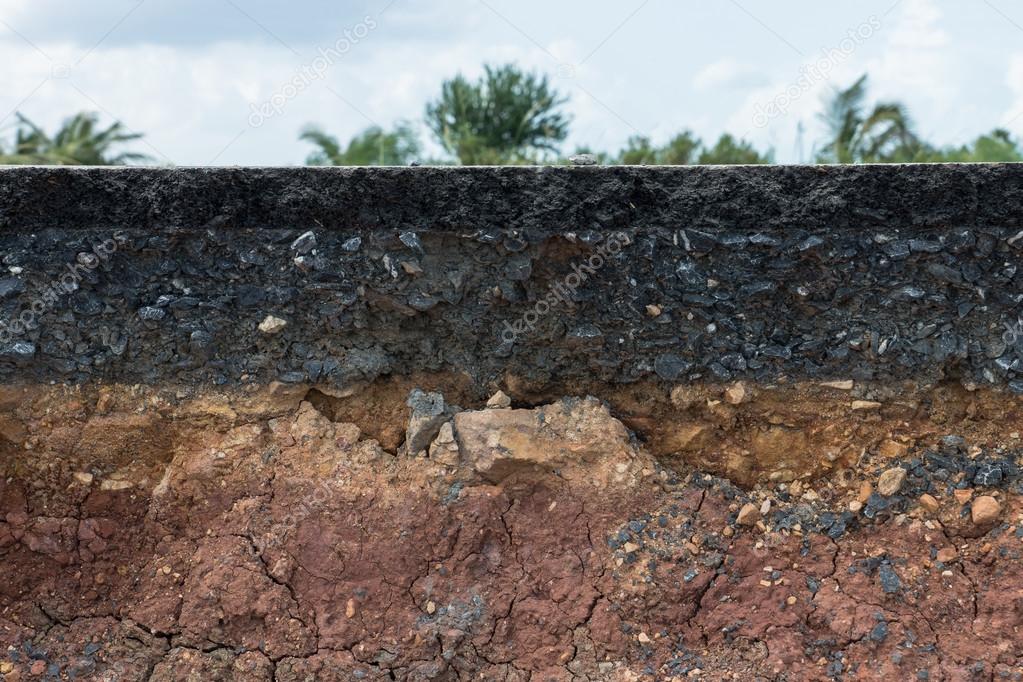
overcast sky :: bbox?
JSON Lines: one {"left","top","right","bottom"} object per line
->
{"left": 1, "top": 0, "right": 1021, "bottom": 165}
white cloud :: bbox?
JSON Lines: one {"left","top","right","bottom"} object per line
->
{"left": 1004, "top": 53, "right": 1023, "bottom": 133}
{"left": 0, "top": 0, "right": 27, "bottom": 23}
{"left": 692, "top": 59, "right": 768, "bottom": 91}
{"left": 723, "top": 0, "right": 965, "bottom": 162}
{"left": 864, "top": 0, "right": 956, "bottom": 120}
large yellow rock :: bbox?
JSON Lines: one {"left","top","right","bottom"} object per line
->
{"left": 453, "top": 397, "right": 641, "bottom": 485}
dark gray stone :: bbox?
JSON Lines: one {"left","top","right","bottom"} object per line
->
{"left": 0, "top": 276, "right": 24, "bottom": 300}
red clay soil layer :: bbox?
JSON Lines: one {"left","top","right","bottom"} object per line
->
{"left": 0, "top": 385, "right": 1021, "bottom": 681}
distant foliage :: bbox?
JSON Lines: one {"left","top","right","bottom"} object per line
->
{"left": 424, "top": 63, "right": 570, "bottom": 165}
{"left": 813, "top": 74, "right": 1023, "bottom": 164}
{"left": 618, "top": 132, "right": 701, "bottom": 165}
{"left": 0, "top": 112, "right": 151, "bottom": 165}
{"left": 698, "top": 134, "right": 773, "bottom": 165}
{"left": 3, "top": 66, "right": 1021, "bottom": 167}
{"left": 921, "top": 129, "right": 1023, "bottom": 163}
{"left": 815, "top": 75, "right": 924, "bottom": 163}
{"left": 300, "top": 123, "right": 420, "bottom": 166}
{"left": 613, "top": 132, "right": 772, "bottom": 165}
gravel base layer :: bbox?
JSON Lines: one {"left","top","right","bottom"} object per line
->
{"left": 0, "top": 384, "right": 1021, "bottom": 681}
{"left": 0, "top": 166, "right": 1022, "bottom": 390}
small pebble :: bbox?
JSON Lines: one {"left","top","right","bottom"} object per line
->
{"left": 877, "top": 467, "right": 907, "bottom": 497}
{"left": 258, "top": 315, "right": 287, "bottom": 335}
{"left": 972, "top": 495, "right": 1001, "bottom": 526}
{"left": 568, "top": 153, "right": 598, "bottom": 166}
{"left": 724, "top": 381, "right": 748, "bottom": 405}
{"left": 918, "top": 493, "right": 939, "bottom": 513}
{"left": 486, "top": 390, "right": 512, "bottom": 409}
{"left": 736, "top": 503, "right": 761, "bottom": 527}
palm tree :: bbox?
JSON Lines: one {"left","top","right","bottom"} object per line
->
{"left": 425, "top": 63, "right": 570, "bottom": 165}
{"left": 300, "top": 123, "right": 420, "bottom": 166}
{"left": 0, "top": 112, "right": 151, "bottom": 165}
{"left": 816, "top": 75, "right": 923, "bottom": 164}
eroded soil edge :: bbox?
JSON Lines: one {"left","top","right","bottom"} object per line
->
{"left": 0, "top": 380, "right": 1022, "bottom": 681}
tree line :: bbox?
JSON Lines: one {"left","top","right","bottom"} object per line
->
{"left": 1, "top": 65, "right": 1020, "bottom": 166}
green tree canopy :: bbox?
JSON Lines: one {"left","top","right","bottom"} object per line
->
{"left": 0, "top": 112, "right": 151, "bottom": 165}
{"left": 300, "top": 123, "right": 420, "bottom": 165}
{"left": 617, "top": 132, "right": 703, "bottom": 165}
{"left": 922, "top": 129, "right": 1023, "bottom": 163}
{"left": 698, "top": 133, "right": 773, "bottom": 164}
{"left": 425, "top": 63, "right": 570, "bottom": 165}
{"left": 614, "top": 131, "right": 769, "bottom": 165}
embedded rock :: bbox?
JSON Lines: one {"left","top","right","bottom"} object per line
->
{"left": 452, "top": 397, "right": 640, "bottom": 484}
{"left": 972, "top": 495, "right": 1002, "bottom": 526}
{"left": 405, "top": 389, "right": 451, "bottom": 455}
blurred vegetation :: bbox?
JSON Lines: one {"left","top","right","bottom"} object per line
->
{"left": 423, "top": 63, "right": 570, "bottom": 165}
{"left": 300, "top": 122, "right": 420, "bottom": 165}
{"left": 612, "top": 131, "right": 772, "bottom": 165}
{"left": 2, "top": 65, "right": 1021, "bottom": 166}
{"left": 305, "top": 66, "right": 1022, "bottom": 166}
{"left": 815, "top": 75, "right": 1023, "bottom": 164}
{"left": 815, "top": 75, "right": 923, "bottom": 163}
{"left": 0, "top": 112, "right": 151, "bottom": 165}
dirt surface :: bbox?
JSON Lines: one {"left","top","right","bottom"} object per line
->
{"left": 1, "top": 382, "right": 1022, "bottom": 680}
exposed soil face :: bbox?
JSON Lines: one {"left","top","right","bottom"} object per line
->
{"left": 1, "top": 382, "right": 1022, "bottom": 680}
{"left": 3, "top": 164, "right": 1023, "bottom": 680}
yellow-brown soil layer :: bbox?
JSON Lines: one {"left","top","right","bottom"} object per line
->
{"left": 1, "top": 376, "right": 1017, "bottom": 486}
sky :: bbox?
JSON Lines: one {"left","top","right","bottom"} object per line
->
{"left": 1, "top": 0, "right": 1022, "bottom": 165}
